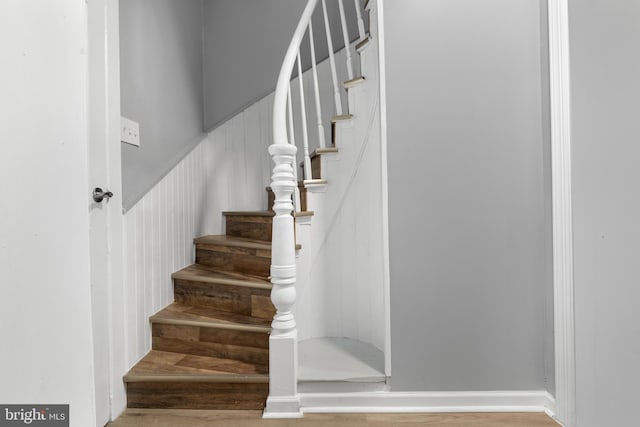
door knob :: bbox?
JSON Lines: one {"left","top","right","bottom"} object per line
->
{"left": 93, "top": 187, "right": 114, "bottom": 203}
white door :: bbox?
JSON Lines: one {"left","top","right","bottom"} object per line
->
{"left": 87, "top": 0, "right": 126, "bottom": 424}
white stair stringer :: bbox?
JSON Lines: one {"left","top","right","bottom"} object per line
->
{"left": 293, "top": 6, "right": 388, "bottom": 390}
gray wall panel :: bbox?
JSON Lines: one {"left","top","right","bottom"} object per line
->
{"left": 203, "top": 0, "right": 364, "bottom": 130}
{"left": 385, "top": 0, "right": 553, "bottom": 392}
{"left": 120, "top": 0, "right": 204, "bottom": 209}
{"left": 570, "top": 1, "right": 640, "bottom": 425}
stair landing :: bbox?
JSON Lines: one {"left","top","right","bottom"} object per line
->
{"left": 298, "top": 337, "right": 385, "bottom": 383}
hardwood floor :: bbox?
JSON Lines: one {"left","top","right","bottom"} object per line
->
{"left": 109, "top": 410, "right": 560, "bottom": 426}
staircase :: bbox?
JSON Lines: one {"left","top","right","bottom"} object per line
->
{"left": 122, "top": 200, "right": 315, "bottom": 409}
{"left": 123, "top": 0, "right": 380, "bottom": 413}
{"left": 124, "top": 209, "right": 277, "bottom": 409}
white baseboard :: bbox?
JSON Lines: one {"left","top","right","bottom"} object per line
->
{"left": 300, "top": 390, "right": 557, "bottom": 417}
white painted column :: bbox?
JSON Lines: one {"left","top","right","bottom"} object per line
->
{"left": 264, "top": 143, "right": 301, "bottom": 418}
{"left": 548, "top": 0, "right": 575, "bottom": 425}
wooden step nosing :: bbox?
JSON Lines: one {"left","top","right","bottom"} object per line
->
{"left": 314, "top": 147, "right": 339, "bottom": 155}
{"left": 302, "top": 179, "right": 328, "bottom": 186}
{"left": 344, "top": 76, "right": 365, "bottom": 89}
{"left": 332, "top": 114, "right": 354, "bottom": 122}
{"left": 150, "top": 316, "right": 271, "bottom": 334}
{"left": 172, "top": 270, "right": 272, "bottom": 290}
{"left": 223, "top": 211, "right": 274, "bottom": 217}
{"left": 356, "top": 36, "right": 372, "bottom": 52}
{"left": 124, "top": 373, "right": 269, "bottom": 384}
{"left": 300, "top": 148, "right": 339, "bottom": 167}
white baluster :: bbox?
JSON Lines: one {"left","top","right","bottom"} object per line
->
{"left": 287, "top": 85, "right": 301, "bottom": 212}
{"left": 296, "top": 50, "right": 312, "bottom": 181}
{"left": 354, "top": 0, "right": 366, "bottom": 40}
{"left": 338, "top": 0, "right": 355, "bottom": 80}
{"left": 321, "top": 0, "right": 343, "bottom": 116}
{"left": 308, "top": 21, "right": 327, "bottom": 149}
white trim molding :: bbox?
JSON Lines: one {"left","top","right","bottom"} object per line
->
{"left": 376, "top": 0, "right": 392, "bottom": 379}
{"left": 300, "top": 391, "right": 557, "bottom": 416}
{"left": 548, "top": 0, "right": 575, "bottom": 426}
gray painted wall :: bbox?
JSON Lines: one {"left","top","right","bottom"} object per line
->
{"left": 569, "top": 1, "right": 640, "bottom": 425}
{"left": 120, "top": 0, "right": 204, "bottom": 209}
{"left": 385, "top": 0, "right": 553, "bottom": 391}
{"left": 120, "top": 0, "right": 365, "bottom": 207}
{"left": 203, "top": 0, "right": 365, "bottom": 131}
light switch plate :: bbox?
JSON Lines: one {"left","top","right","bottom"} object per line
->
{"left": 121, "top": 116, "right": 140, "bottom": 146}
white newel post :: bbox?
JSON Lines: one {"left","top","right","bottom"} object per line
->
{"left": 265, "top": 0, "right": 319, "bottom": 418}
{"left": 264, "top": 143, "right": 301, "bottom": 418}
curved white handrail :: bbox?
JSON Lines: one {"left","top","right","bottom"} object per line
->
{"left": 273, "top": 0, "right": 320, "bottom": 148}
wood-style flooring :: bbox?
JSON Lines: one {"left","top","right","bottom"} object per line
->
{"left": 109, "top": 410, "right": 560, "bottom": 426}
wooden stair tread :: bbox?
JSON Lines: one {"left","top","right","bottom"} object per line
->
{"left": 332, "top": 114, "right": 353, "bottom": 122}
{"left": 194, "top": 235, "right": 272, "bottom": 250}
{"left": 302, "top": 179, "right": 328, "bottom": 186}
{"left": 151, "top": 302, "right": 271, "bottom": 332}
{"left": 223, "top": 210, "right": 313, "bottom": 218}
{"left": 344, "top": 76, "right": 365, "bottom": 89}
{"left": 125, "top": 350, "right": 270, "bottom": 381}
{"left": 172, "top": 264, "right": 271, "bottom": 290}
{"left": 299, "top": 148, "right": 339, "bottom": 164}
{"left": 313, "top": 147, "right": 339, "bottom": 155}
{"left": 300, "top": 147, "right": 338, "bottom": 159}
{"left": 195, "top": 234, "right": 301, "bottom": 253}
{"left": 356, "top": 35, "right": 372, "bottom": 52}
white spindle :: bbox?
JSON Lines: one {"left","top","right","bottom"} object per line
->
{"left": 354, "top": 0, "right": 366, "bottom": 40}
{"left": 321, "top": 0, "right": 343, "bottom": 116}
{"left": 287, "top": 85, "right": 301, "bottom": 212}
{"left": 338, "top": 0, "right": 355, "bottom": 80}
{"left": 308, "top": 21, "right": 327, "bottom": 149}
{"left": 296, "top": 50, "right": 312, "bottom": 181}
